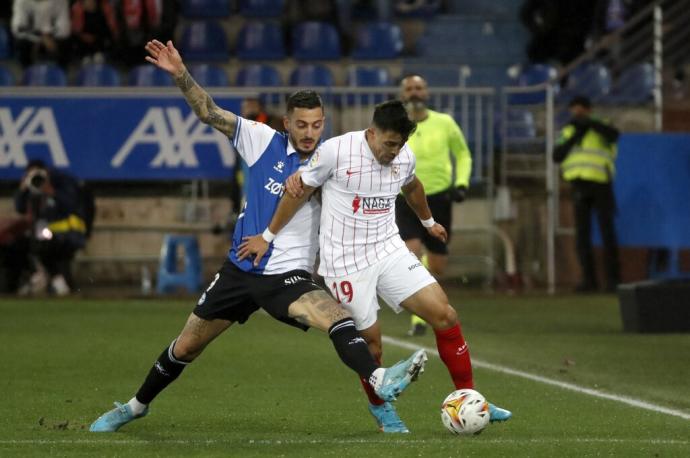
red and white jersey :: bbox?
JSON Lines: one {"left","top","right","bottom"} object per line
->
{"left": 300, "top": 130, "right": 416, "bottom": 277}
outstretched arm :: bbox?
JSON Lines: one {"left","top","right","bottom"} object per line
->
{"left": 144, "top": 39, "right": 237, "bottom": 138}
{"left": 236, "top": 177, "right": 317, "bottom": 266}
{"left": 401, "top": 176, "right": 447, "bottom": 243}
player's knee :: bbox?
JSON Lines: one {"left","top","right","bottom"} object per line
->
{"left": 430, "top": 304, "right": 458, "bottom": 329}
{"left": 172, "top": 338, "right": 204, "bottom": 362}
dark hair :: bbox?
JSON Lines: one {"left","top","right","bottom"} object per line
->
{"left": 372, "top": 100, "right": 416, "bottom": 141}
{"left": 569, "top": 95, "right": 592, "bottom": 109}
{"left": 26, "top": 159, "right": 47, "bottom": 171}
{"left": 286, "top": 90, "right": 324, "bottom": 113}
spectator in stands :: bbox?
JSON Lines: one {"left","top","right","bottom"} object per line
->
{"left": 112, "top": 0, "right": 178, "bottom": 67}
{"left": 397, "top": 75, "right": 473, "bottom": 336}
{"left": 14, "top": 160, "right": 91, "bottom": 296}
{"left": 553, "top": 96, "right": 620, "bottom": 293}
{"left": 71, "top": 0, "right": 119, "bottom": 63}
{"left": 521, "top": 0, "right": 596, "bottom": 65}
{"left": 11, "top": 0, "right": 71, "bottom": 68}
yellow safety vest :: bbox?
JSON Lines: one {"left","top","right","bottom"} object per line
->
{"left": 558, "top": 123, "right": 617, "bottom": 183}
{"left": 48, "top": 214, "right": 87, "bottom": 234}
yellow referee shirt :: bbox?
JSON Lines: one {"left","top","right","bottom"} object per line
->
{"left": 406, "top": 109, "right": 472, "bottom": 196}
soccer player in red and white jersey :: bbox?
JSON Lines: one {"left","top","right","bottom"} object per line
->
{"left": 239, "top": 100, "right": 512, "bottom": 433}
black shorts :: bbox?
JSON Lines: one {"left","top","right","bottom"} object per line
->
{"left": 395, "top": 191, "right": 452, "bottom": 255}
{"left": 193, "top": 260, "right": 322, "bottom": 331}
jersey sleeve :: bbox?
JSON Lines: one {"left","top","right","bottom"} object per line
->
{"left": 402, "top": 145, "right": 417, "bottom": 186}
{"left": 299, "top": 142, "right": 337, "bottom": 188}
{"left": 447, "top": 115, "right": 473, "bottom": 188}
{"left": 232, "top": 116, "right": 277, "bottom": 167}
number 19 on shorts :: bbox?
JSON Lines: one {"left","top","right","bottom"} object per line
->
{"left": 331, "top": 281, "right": 353, "bottom": 303}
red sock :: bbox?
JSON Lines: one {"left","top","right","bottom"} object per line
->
{"left": 359, "top": 356, "right": 384, "bottom": 406}
{"left": 435, "top": 323, "right": 474, "bottom": 389}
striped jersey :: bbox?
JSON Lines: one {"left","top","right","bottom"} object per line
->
{"left": 300, "top": 130, "right": 416, "bottom": 277}
{"left": 228, "top": 117, "right": 320, "bottom": 275}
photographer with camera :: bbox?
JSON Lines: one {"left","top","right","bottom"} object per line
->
{"left": 14, "top": 160, "right": 91, "bottom": 295}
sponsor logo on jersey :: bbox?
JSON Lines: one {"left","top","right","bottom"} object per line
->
{"left": 273, "top": 161, "right": 285, "bottom": 173}
{"left": 264, "top": 177, "right": 285, "bottom": 196}
{"left": 346, "top": 168, "right": 358, "bottom": 176}
{"left": 351, "top": 196, "right": 395, "bottom": 215}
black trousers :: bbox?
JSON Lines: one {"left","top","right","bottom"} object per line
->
{"left": 570, "top": 179, "right": 620, "bottom": 288}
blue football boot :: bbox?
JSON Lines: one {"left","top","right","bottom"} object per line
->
{"left": 374, "top": 349, "right": 427, "bottom": 402}
{"left": 368, "top": 402, "right": 409, "bottom": 433}
{"left": 89, "top": 402, "right": 148, "bottom": 432}
{"left": 488, "top": 403, "right": 512, "bottom": 422}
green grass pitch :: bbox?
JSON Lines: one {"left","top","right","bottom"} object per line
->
{"left": 1, "top": 289, "right": 689, "bottom": 457}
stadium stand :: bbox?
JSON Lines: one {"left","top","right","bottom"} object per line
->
{"left": 181, "top": 0, "right": 232, "bottom": 19}
{"left": 606, "top": 62, "right": 655, "bottom": 104}
{"left": 351, "top": 22, "right": 403, "bottom": 60}
{"left": 289, "top": 64, "right": 334, "bottom": 86}
{"left": 239, "top": 0, "right": 285, "bottom": 17}
{"left": 76, "top": 63, "right": 121, "bottom": 87}
{"left": 559, "top": 62, "right": 612, "bottom": 103}
{"left": 508, "top": 64, "right": 558, "bottom": 104}
{"left": 22, "top": 63, "right": 67, "bottom": 86}
{"left": 0, "top": 24, "right": 10, "bottom": 60}
{"left": 188, "top": 63, "right": 229, "bottom": 87}
{"left": 0, "top": 64, "right": 14, "bottom": 86}
{"left": 235, "top": 64, "right": 282, "bottom": 86}
{"left": 178, "top": 21, "right": 230, "bottom": 62}
{"left": 128, "top": 65, "right": 174, "bottom": 87}
{"left": 292, "top": 22, "right": 341, "bottom": 61}
{"left": 236, "top": 21, "right": 286, "bottom": 60}
{"left": 345, "top": 66, "right": 392, "bottom": 105}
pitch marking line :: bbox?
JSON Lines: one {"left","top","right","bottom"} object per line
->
{"left": 1, "top": 438, "right": 688, "bottom": 446}
{"left": 382, "top": 335, "right": 690, "bottom": 421}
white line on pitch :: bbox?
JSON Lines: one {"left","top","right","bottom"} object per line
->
{"left": 382, "top": 335, "right": 690, "bottom": 421}
{"left": 1, "top": 438, "right": 688, "bottom": 446}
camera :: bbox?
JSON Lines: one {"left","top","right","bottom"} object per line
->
{"left": 26, "top": 169, "right": 48, "bottom": 194}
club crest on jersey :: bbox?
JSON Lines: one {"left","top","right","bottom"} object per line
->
{"left": 273, "top": 161, "right": 285, "bottom": 173}
{"left": 351, "top": 195, "right": 394, "bottom": 215}
{"left": 308, "top": 151, "right": 320, "bottom": 168}
{"left": 392, "top": 165, "right": 400, "bottom": 177}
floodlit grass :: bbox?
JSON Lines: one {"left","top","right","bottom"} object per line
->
{"left": 1, "top": 290, "right": 689, "bottom": 457}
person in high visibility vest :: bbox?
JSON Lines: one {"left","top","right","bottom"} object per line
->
{"left": 397, "top": 75, "right": 473, "bottom": 335}
{"left": 553, "top": 95, "right": 621, "bottom": 292}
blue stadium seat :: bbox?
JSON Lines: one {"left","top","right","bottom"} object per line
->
{"left": 289, "top": 65, "right": 334, "bottom": 86}
{"left": 606, "top": 63, "right": 654, "bottom": 104}
{"left": 0, "top": 25, "right": 10, "bottom": 59}
{"left": 0, "top": 65, "right": 15, "bottom": 86}
{"left": 181, "top": 0, "right": 231, "bottom": 18}
{"left": 179, "top": 21, "right": 230, "bottom": 62}
{"left": 239, "top": 0, "right": 284, "bottom": 17}
{"left": 188, "top": 63, "right": 229, "bottom": 87}
{"left": 560, "top": 63, "right": 611, "bottom": 102}
{"left": 76, "top": 63, "right": 121, "bottom": 87}
{"left": 156, "top": 234, "right": 202, "bottom": 294}
{"left": 237, "top": 21, "right": 286, "bottom": 60}
{"left": 236, "top": 64, "right": 282, "bottom": 86}
{"left": 22, "top": 64, "right": 67, "bottom": 86}
{"left": 401, "top": 63, "right": 466, "bottom": 86}
{"left": 352, "top": 22, "right": 403, "bottom": 59}
{"left": 345, "top": 66, "right": 392, "bottom": 105}
{"left": 508, "top": 64, "right": 558, "bottom": 104}
{"left": 292, "top": 22, "right": 341, "bottom": 61}
{"left": 128, "top": 65, "right": 174, "bottom": 86}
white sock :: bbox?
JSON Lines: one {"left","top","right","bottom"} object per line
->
{"left": 127, "top": 397, "right": 147, "bottom": 416}
{"left": 368, "top": 367, "right": 386, "bottom": 391}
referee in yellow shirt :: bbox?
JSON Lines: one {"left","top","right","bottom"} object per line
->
{"left": 396, "top": 75, "right": 473, "bottom": 336}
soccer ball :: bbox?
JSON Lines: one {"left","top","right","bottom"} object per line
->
{"left": 441, "top": 389, "right": 490, "bottom": 435}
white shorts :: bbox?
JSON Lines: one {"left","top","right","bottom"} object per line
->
{"left": 325, "top": 247, "right": 437, "bottom": 330}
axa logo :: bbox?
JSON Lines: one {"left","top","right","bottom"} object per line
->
{"left": 352, "top": 195, "right": 394, "bottom": 215}
{"left": 111, "top": 107, "right": 234, "bottom": 168}
{"left": 0, "top": 107, "right": 69, "bottom": 167}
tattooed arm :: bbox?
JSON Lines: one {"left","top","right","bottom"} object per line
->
{"left": 144, "top": 39, "right": 237, "bottom": 137}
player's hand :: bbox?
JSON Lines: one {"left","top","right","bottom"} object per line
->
{"left": 237, "top": 234, "right": 270, "bottom": 267}
{"left": 285, "top": 171, "right": 304, "bottom": 198}
{"left": 427, "top": 223, "right": 448, "bottom": 243}
{"left": 144, "top": 39, "right": 184, "bottom": 77}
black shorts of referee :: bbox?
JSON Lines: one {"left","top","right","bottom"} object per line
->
{"left": 395, "top": 190, "right": 452, "bottom": 255}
